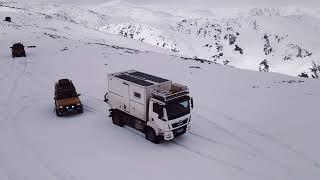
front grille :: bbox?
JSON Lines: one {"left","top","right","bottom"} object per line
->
{"left": 172, "top": 118, "right": 188, "bottom": 128}
{"left": 173, "top": 125, "right": 187, "bottom": 137}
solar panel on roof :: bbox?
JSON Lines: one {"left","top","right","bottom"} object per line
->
{"left": 115, "top": 74, "right": 154, "bottom": 86}
{"left": 129, "top": 71, "right": 169, "bottom": 83}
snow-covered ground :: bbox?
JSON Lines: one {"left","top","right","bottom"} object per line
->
{"left": 1, "top": 1, "right": 320, "bottom": 180}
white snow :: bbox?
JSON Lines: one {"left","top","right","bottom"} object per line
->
{"left": 1, "top": 1, "right": 320, "bottom": 180}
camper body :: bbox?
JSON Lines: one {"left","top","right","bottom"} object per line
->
{"left": 105, "top": 70, "right": 193, "bottom": 143}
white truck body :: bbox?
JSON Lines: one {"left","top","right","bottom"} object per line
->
{"left": 108, "top": 70, "right": 172, "bottom": 121}
{"left": 106, "top": 70, "right": 192, "bottom": 143}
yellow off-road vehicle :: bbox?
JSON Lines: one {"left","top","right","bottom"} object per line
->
{"left": 54, "top": 79, "right": 83, "bottom": 117}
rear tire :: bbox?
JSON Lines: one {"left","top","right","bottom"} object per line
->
{"left": 112, "top": 111, "right": 124, "bottom": 127}
{"left": 145, "top": 127, "right": 161, "bottom": 144}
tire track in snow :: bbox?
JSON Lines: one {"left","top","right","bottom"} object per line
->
{"left": 193, "top": 112, "right": 263, "bottom": 154}
{"left": 82, "top": 104, "right": 95, "bottom": 113}
{"left": 171, "top": 140, "right": 264, "bottom": 180}
{"left": 192, "top": 110, "right": 297, "bottom": 179}
{"left": 9, "top": 99, "right": 81, "bottom": 180}
{"left": 82, "top": 94, "right": 108, "bottom": 114}
{"left": 0, "top": 58, "right": 14, "bottom": 81}
{"left": 215, "top": 109, "right": 320, "bottom": 169}
{"left": 248, "top": 128, "right": 320, "bottom": 168}
{"left": 5, "top": 58, "right": 28, "bottom": 106}
{"left": 0, "top": 75, "right": 80, "bottom": 180}
{"left": 189, "top": 131, "right": 258, "bottom": 157}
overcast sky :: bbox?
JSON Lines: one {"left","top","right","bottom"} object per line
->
{"left": 62, "top": 0, "right": 320, "bottom": 8}
{"left": 140, "top": 0, "right": 320, "bottom": 7}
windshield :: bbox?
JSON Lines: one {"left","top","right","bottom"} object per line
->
{"left": 166, "top": 97, "right": 190, "bottom": 120}
{"left": 56, "top": 89, "right": 77, "bottom": 99}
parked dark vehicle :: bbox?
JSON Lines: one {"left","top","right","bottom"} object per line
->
{"left": 5, "top": 17, "right": 11, "bottom": 22}
{"left": 54, "top": 79, "right": 83, "bottom": 117}
{"left": 11, "top": 43, "right": 26, "bottom": 58}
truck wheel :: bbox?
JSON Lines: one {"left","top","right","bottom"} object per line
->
{"left": 56, "top": 109, "right": 62, "bottom": 117}
{"left": 112, "top": 112, "right": 124, "bottom": 127}
{"left": 145, "top": 127, "right": 161, "bottom": 144}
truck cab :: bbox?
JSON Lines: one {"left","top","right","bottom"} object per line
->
{"left": 106, "top": 70, "right": 193, "bottom": 143}
{"left": 148, "top": 84, "right": 192, "bottom": 141}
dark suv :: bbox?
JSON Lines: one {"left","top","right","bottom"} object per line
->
{"left": 11, "top": 43, "right": 26, "bottom": 58}
{"left": 54, "top": 79, "right": 83, "bottom": 117}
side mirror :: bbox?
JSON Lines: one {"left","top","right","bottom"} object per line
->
{"left": 190, "top": 97, "right": 194, "bottom": 110}
{"left": 77, "top": 94, "right": 81, "bottom": 97}
{"left": 104, "top": 92, "right": 109, "bottom": 103}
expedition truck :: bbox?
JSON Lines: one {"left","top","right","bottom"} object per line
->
{"left": 54, "top": 79, "right": 83, "bottom": 117}
{"left": 105, "top": 70, "right": 193, "bottom": 143}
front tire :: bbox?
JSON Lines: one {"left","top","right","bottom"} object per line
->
{"left": 56, "top": 109, "right": 62, "bottom": 117}
{"left": 78, "top": 105, "right": 83, "bottom": 114}
{"left": 145, "top": 127, "right": 161, "bottom": 144}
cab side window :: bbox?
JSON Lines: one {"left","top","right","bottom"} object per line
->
{"left": 153, "top": 103, "right": 163, "bottom": 118}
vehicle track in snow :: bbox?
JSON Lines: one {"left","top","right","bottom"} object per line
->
{"left": 191, "top": 110, "right": 299, "bottom": 179}
{"left": 0, "top": 54, "right": 79, "bottom": 180}
{"left": 193, "top": 112, "right": 263, "bottom": 154}
{"left": 189, "top": 131, "right": 258, "bottom": 157}
{"left": 0, "top": 106, "right": 73, "bottom": 180}
{"left": 171, "top": 140, "right": 264, "bottom": 179}
{"left": 4, "top": 58, "right": 29, "bottom": 106}
{"left": 6, "top": 95, "right": 80, "bottom": 180}
{"left": 0, "top": 57, "right": 14, "bottom": 81}
{"left": 214, "top": 109, "right": 320, "bottom": 169}
{"left": 81, "top": 94, "right": 108, "bottom": 114}
{"left": 194, "top": 107, "right": 320, "bottom": 179}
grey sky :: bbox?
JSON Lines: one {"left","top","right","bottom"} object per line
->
{"left": 135, "top": 0, "right": 320, "bottom": 8}
{"left": 60, "top": 0, "right": 320, "bottom": 8}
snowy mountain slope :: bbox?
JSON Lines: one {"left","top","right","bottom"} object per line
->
{"left": 97, "top": 11, "right": 320, "bottom": 77}
{"left": 4, "top": 0, "right": 319, "bottom": 77}
{"left": 1, "top": 2, "right": 320, "bottom": 180}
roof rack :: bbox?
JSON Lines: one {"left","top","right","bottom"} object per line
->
{"left": 55, "top": 79, "right": 75, "bottom": 91}
{"left": 151, "top": 83, "right": 189, "bottom": 102}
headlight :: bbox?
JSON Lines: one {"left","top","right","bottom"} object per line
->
{"left": 77, "top": 103, "right": 81, "bottom": 106}
{"left": 66, "top": 106, "right": 69, "bottom": 109}
{"left": 59, "top": 106, "right": 63, "bottom": 109}
{"left": 72, "top": 106, "right": 75, "bottom": 108}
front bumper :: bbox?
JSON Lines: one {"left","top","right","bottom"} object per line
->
{"left": 163, "top": 125, "right": 189, "bottom": 141}
{"left": 58, "top": 105, "right": 83, "bottom": 115}
{"left": 164, "top": 131, "right": 174, "bottom": 141}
